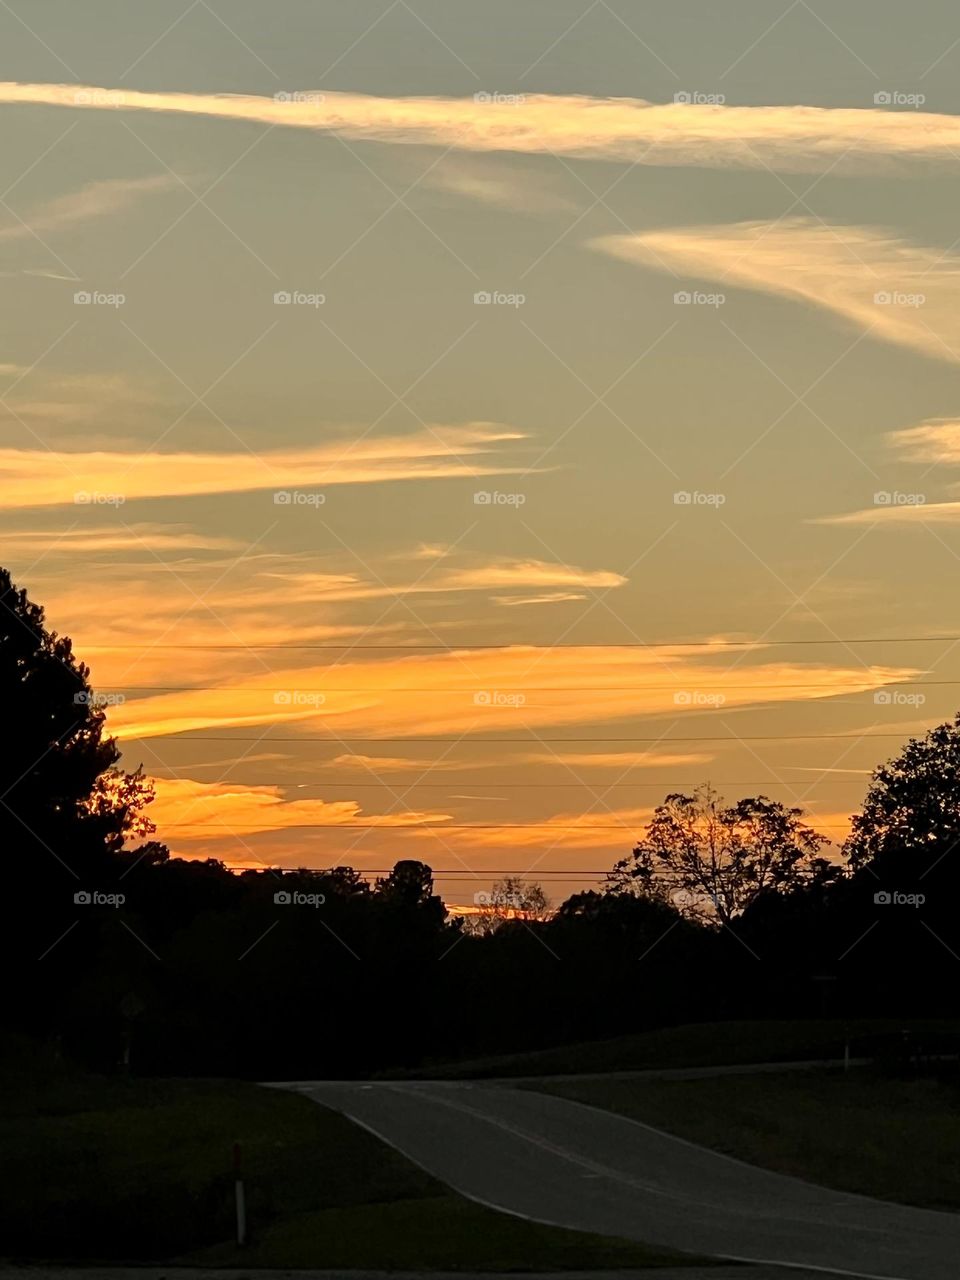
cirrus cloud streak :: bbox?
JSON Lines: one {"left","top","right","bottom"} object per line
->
{"left": 6, "top": 83, "right": 960, "bottom": 174}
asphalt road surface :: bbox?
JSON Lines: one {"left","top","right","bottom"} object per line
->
{"left": 0, "top": 1270, "right": 816, "bottom": 1280}
{"left": 279, "top": 1080, "right": 960, "bottom": 1280}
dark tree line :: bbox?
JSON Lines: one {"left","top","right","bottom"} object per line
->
{"left": 2, "top": 567, "right": 959, "bottom": 1078}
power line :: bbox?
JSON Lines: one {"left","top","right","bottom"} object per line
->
{"left": 145, "top": 778, "right": 869, "bottom": 787}
{"left": 89, "top": 681, "right": 960, "bottom": 691}
{"left": 123, "top": 732, "right": 918, "bottom": 743}
{"left": 225, "top": 868, "right": 802, "bottom": 878}
{"left": 157, "top": 822, "right": 658, "bottom": 830}
{"left": 158, "top": 820, "right": 853, "bottom": 830}
{"left": 80, "top": 634, "right": 960, "bottom": 649}
{"left": 230, "top": 868, "right": 612, "bottom": 879}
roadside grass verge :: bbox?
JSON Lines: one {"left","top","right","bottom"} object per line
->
{"left": 0, "top": 1055, "right": 702, "bottom": 1269}
{"left": 389, "top": 1018, "right": 960, "bottom": 1080}
{"left": 535, "top": 1068, "right": 960, "bottom": 1212}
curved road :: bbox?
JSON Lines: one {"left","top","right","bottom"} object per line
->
{"left": 276, "top": 1080, "right": 960, "bottom": 1280}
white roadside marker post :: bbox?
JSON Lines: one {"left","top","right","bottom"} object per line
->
{"left": 234, "top": 1142, "right": 247, "bottom": 1247}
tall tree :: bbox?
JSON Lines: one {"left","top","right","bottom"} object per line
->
{"left": 0, "top": 567, "right": 155, "bottom": 887}
{"left": 607, "top": 784, "right": 827, "bottom": 923}
{"left": 467, "top": 876, "right": 551, "bottom": 935}
{"left": 845, "top": 713, "right": 960, "bottom": 872}
{"left": 375, "top": 859, "right": 442, "bottom": 911}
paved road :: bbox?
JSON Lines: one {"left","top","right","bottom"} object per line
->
{"left": 0, "top": 1269, "right": 819, "bottom": 1280}
{"left": 281, "top": 1080, "right": 960, "bottom": 1280}
{"left": 268, "top": 1055, "right": 875, "bottom": 1090}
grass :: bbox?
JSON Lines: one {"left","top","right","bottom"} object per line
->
{"left": 0, "top": 1051, "right": 700, "bottom": 1269}
{"left": 536, "top": 1069, "right": 960, "bottom": 1212}
{"left": 188, "top": 1195, "right": 698, "bottom": 1271}
{"left": 395, "top": 1017, "right": 960, "bottom": 1079}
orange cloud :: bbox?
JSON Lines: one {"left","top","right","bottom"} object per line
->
{"left": 890, "top": 419, "right": 960, "bottom": 465}
{"left": 444, "top": 560, "right": 625, "bottom": 590}
{"left": 19, "top": 546, "right": 624, "bottom": 692}
{"left": 817, "top": 419, "right": 960, "bottom": 525}
{"left": 0, "top": 425, "right": 527, "bottom": 508}
{"left": 6, "top": 83, "right": 960, "bottom": 174}
{"left": 452, "top": 801, "right": 853, "bottom": 851}
{"left": 520, "top": 749, "right": 715, "bottom": 768}
{"left": 330, "top": 753, "right": 487, "bottom": 773}
{"left": 147, "top": 777, "right": 452, "bottom": 844}
{"left": 594, "top": 219, "right": 960, "bottom": 364}
{"left": 103, "top": 646, "right": 920, "bottom": 742}
{"left": 2, "top": 524, "right": 245, "bottom": 553}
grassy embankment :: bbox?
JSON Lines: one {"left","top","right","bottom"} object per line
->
{"left": 0, "top": 1051, "right": 701, "bottom": 1269}
{"left": 397, "top": 1017, "right": 960, "bottom": 1079}
{"left": 537, "top": 1067, "right": 960, "bottom": 1212}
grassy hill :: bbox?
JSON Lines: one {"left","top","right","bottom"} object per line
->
{"left": 0, "top": 1046, "right": 699, "bottom": 1269}
{"left": 537, "top": 1068, "right": 960, "bottom": 1212}
{"left": 386, "top": 1017, "right": 960, "bottom": 1079}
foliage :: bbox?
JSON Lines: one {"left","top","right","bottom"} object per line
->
{"left": 606, "top": 784, "right": 827, "bottom": 922}
{"left": 466, "top": 876, "right": 551, "bottom": 935}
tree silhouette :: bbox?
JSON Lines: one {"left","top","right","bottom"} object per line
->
{"left": 466, "top": 875, "right": 551, "bottom": 934}
{"left": 845, "top": 712, "right": 960, "bottom": 872}
{"left": 375, "top": 859, "right": 443, "bottom": 913}
{"left": 607, "top": 784, "right": 826, "bottom": 923}
{"left": 0, "top": 567, "right": 156, "bottom": 888}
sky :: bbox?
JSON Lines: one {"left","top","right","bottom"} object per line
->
{"left": 3, "top": 0, "right": 960, "bottom": 909}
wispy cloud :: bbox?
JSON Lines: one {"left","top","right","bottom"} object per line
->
{"left": 492, "top": 592, "right": 587, "bottom": 606}
{"left": 330, "top": 753, "right": 475, "bottom": 773}
{"left": 22, "top": 547, "right": 625, "bottom": 688}
{"left": 0, "top": 424, "right": 528, "bottom": 507}
{"left": 594, "top": 219, "right": 960, "bottom": 364}
{"left": 423, "top": 158, "right": 576, "bottom": 211}
{"left": 818, "top": 419, "right": 960, "bottom": 524}
{"left": 818, "top": 501, "right": 960, "bottom": 525}
{"left": 1, "top": 524, "right": 245, "bottom": 554}
{"left": 890, "top": 419, "right": 960, "bottom": 465}
{"left": 7, "top": 84, "right": 960, "bottom": 174}
{"left": 104, "top": 646, "right": 918, "bottom": 742}
{"left": 148, "top": 777, "right": 452, "bottom": 843}
{"left": 452, "top": 802, "right": 853, "bottom": 849}
{"left": 520, "top": 749, "right": 715, "bottom": 768}
{"left": 440, "top": 559, "right": 625, "bottom": 591}
{"left": 0, "top": 174, "right": 182, "bottom": 242}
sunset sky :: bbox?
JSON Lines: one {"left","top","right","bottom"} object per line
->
{"left": 3, "top": 0, "right": 960, "bottom": 908}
